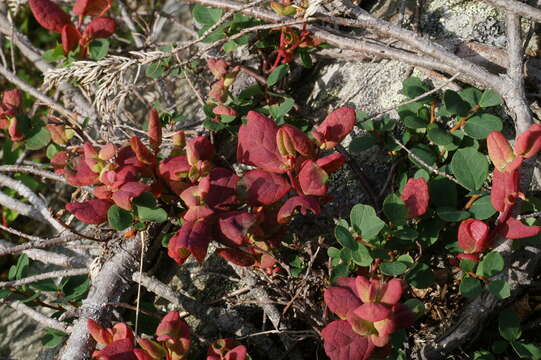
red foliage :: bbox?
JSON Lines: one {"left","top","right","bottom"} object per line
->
{"left": 400, "top": 178, "right": 429, "bottom": 218}
{"left": 66, "top": 199, "right": 112, "bottom": 224}
{"left": 311, "top": 107, "right": 356, "bottom": 150}
{"left": 458, "top": 218, "right": 491, "bottom": 254}
{"left": 28, "top": 0, "right": 71, "bottom": 33}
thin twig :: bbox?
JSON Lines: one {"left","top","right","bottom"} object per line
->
{"left": 0, "top": 268, "right": 88, "bottom": 288}
{"left": 2, "top": 300, "right": 68, "bottom": 332}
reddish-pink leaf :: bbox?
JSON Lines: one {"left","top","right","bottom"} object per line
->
{"left": 133, "top": 349, "right": 154, "bottom": 360}
{"left": 457, "top": 218, "right": 491, "bottom": 254}
{"left": 316, "top": 153, "right": 346, "bottom": 175}
{"left": 111, "top": 323, "right": 134, "bottom": 344}
{"left": 73, "top": 0, "right": 112, "bottom": 17}
{"left": 28, "top": 0, "right": 71, "bottom": 33}
{"left": 209, "top": 80, "right": 227, "bottom": 102}
{"left": 186, "top": 136, "right": 214, "bottom": 166}
{"left": 206, "top": 167, "right": 239, "bottom": 210}
{"left": 130, "top": 136, "right": 155, "bottom": 165}
{"left": 137, "top": 339, "right": 165, "bottom": 359}
{"left": 92, "top": 338, "right": 136, "bottom": 360}
{"left": 500, "top": 217, "right": 541, "bottom": 239}
{"left": 237, "top": 111, "right": 286, "bottom": 173}
{"left": 218, "top": 211, "right": 256, "bottom": 245}
{"left": 61, "top": 24, "right": 81, "bottom": 54}
{"left": 298, "top": 160, "right": 328, "bottom": 196}
{"left": 111, "top": 182, "right": 147, "bottom": 211}
{"left": 66, "top": 199, "right": 112, "bottom": 224}
{"left": 159, "top": 156, "right": 190, "bottom": 182}
{"left": 2, "top": 89, "right": 21, "bottom": 111}
{"left": 224, "top": 345, "right": 248, "bottom": 360}
{"left": 213, "top": 104, "right": 237, "bottom": 117}
{"left": 88, "top": 319, "right": 113, "bottom": 345}
{"left": 207, "top": 58, "right": 228, "bottom": 79}
{"left": 216, "top": 248, "right": 256, "bottom": 267}
{"left": 311, "top": 107, "right": 356, "bottom": 150}
{"left": 8, "top": 117, "right": 24, "bottom": 142}
{"left": 99, "top": 143, "right": 116, "bottom": 161}
{"left": 379, "top": 278, "right": 404, "bottom": 305}
{"left": 84, "top": 16, "right": 117, "bottom": 39}
{"left": 147, "top": 108, "right": 161, "bottom": 152}
{"left": 321, "top": 320, "right": 375, "bottom": 360}
{"left": 168, "top": 220, "right": 211, "bottom": 264}
{"left": 276, "top": 195, "right": 320, "bottom": 224}
{"left": 276, "top": 124, "right": 314, "bottom": 158}
{"left": 487, "top": 131, "right": 519, "bottom": 172}
{"left": 491, "top": 169, "right": 520, "bottom": 212}
{"left": 324, "top": 286, "right": 362, "bottom": 319}
{"left": 66, "top": 158, "right": 99, "bottom": 186}
{"left": 514, "top": 124, "right": 541, "bottom": 159}
{"left": 400, "top": 178, "right": 429, "bottom": 218}
{"left": 353, "top": 303, "right": 391, "bottom": 322}
{"left": 238, "top": 169, "right": 290, "bottom": 205}
{"left": 155, "top": 312, "right": 191, "bottom": 357}
{"left": 47, "top": 124, "right": 69, "bottom": 145}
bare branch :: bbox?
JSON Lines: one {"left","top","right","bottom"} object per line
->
{"left": 2, "top": 300, "right": 68, "bottom": 332}
{"left": 0, "top": 165, "right": 65, "bottom": 183}
{"left": 0, "top": 268, "right": 88, "bottom": 288}
{"left": 0, "top": 239, "right": 89, "bottom": 267}
{"left": 483, "top": 0, "right": 541, "bottom": 24}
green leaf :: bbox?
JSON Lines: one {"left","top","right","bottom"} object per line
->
{"left": 459, "top": 259, "right": 477, "bottom": 273}
{"left": 331, "top": 263, "right": 349, "bottom": 283}
{"left": 404, "top": 298, "right": 425, "bottom": 318}
{"left": 479, "top": 89, "right": 503, "bottom": 108}
{"left": 31, "top": 279, "right": 57, "bottom": 292}
{"left": 327, "top": 247, "right": 341, "bottom": 259}
{"left": 42, "top": 328, "right": 67, "bottom": 348}
{"left": 0, "top": 288, "right": 11, "bottom": 300}
{"left": 107, "top": 205, "right": 133, "bottom": 231}
{"left": 473, "top": 351, "right": 495, "bottom": 360}
{"left": 340, "top": 248, "right": 352, "bottom": 262}
{"left": 9, "top": 254, "right": 29, "bottom": 281}
{"left": 267, "top": 64, "right": 289, "bottom": 87}
{"left": 459, "top": 88, "right": 483, "bottom": 108}
{"left": 203, "top": 119, "right": 226, "bottom": 131}
{"left": 511, "top": 341, "right": 541, "bottom": 359}
{"left": 477, "top": 251, "right": 504, "bottom": 277}
{"left": 46, "top": 143, "right": 61, "bottom": 159}
{"left": 300, "top": 50, "right": 313, "bottom": 68}
{"left": 427, "top": 124, "right": 453, "bottom": 145}
{"left": 450, "top": 147, "right": 488, "bottom": 191}
{"left": 350, "top": 204, "right": 385, "bottom": 240}
{"left": 380, "top": 261, "right": 408, "bottom": 275}
{"left": 459, "top": 276, "right": 483, "bottom": 298}
{"left": 89, "top": 39, "right": 110, "bottom": 61}
{"left": 192, "top": 4, "right": 223, "bottom": 25}
{"left": 436, "top": 207, "right": 470, "bottom": 222}
{"left": 409, "top": 144, "right": 437, "bottom": 169}
{"left": 349, "top": 134, "right": 377, "bottom": 153}
{"left": 61, "top": 276, "right": 89, "bottom": 302}
{"left": 383, "top": 193, "right": 407, "bottom": 226}
{"left": 335, "top": 226, "right": 355, "bottom": 249}
{"left": 402, "top": 77, "right": 430, "bottom": 99}
{"left": 488, "top": 279, "right": 511, "bottom": 299}
{"left": 351, "top": 243, "right": 372, "bottom": 267}
{"left": 405, "top": 263, "right": 434, "bottom": 289}
{"left": 137, "top": 206, "right": 168, "bottom": 223}
{"left": 223, "top": 40, "right": 237, "bottom": 52}
{"left": 25, "top": 126, "right": 51, "bottom": 150}
{"left": 42, "top": 44, "right": 65, "bottom": 62}
{"left": 146, "top": 62, "right": 166, "bottom": 79}
{"left": 269, "top": 97, "right": 295, "bottom": 119}
{"left": 443, "top": 90, "right": 470, "bottom": 116}
{"left": 499, "top": 309, "right": 521, "bottom": 342}
{"left": 469, "top": 195, "right": 497, "bottom": 220}
{"left": 464, "top": 113, "right": 503, "bottom": 139}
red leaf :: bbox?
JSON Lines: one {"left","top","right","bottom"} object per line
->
{"left": 207, "top": 58, "right": 229, "bottom": 79}
{"left": 66, "top": 158, "right": 99, "bottom": 186}
{"left": 324, "top": 285, "right": 362, "bottom": 319}
{"left": 298, "top": 160, "right": 328, "bottom": 196}
{"left": 218, "top": 211, "right": 256, "bottom": 246}
{"left": 186, "top": 136, "right": 214, "bottom": 166}
{"left": 92, "top": 338, "right": 137, "bottom": 360}
{"left": 206, "top": 168, "right": 239, "bottom": 210}
{"left": 61, "top": 24, "right": 81, "bottom": 54}
{"left": 514, "top": 124, "right": 541, "bottom": 159}
{"left": 311, "top": 107, "right": 356, "bottom": 150}
{"left": 491, "top": 169, "right": 520, "bottom": 212}
{"left": 111, "top": 323, "right": 134, "bottom": 343}
{"left": 155, "top": 312, "right": 191, "bottom": 356}
{"left": 159, "top": 156, "right": 190, "bottom": 182}
{"left": 8, "top": 116, "right": 24, "bottom": 142}
{"left": 130, "top": 136, "right": 155, "bottom": 165}
{"left": 400, "top": 178, "right": 429, "bottom": 218}
{"left": 84, "top": 17, "right": 117, "bottom": 39}
{"left": 28, "top": 0, "right": 71, "bottom": 33}
{"left": 133, "top": 349, "right": 154, "bottom": 360}
{"left": 168, "top": 220, "right": 211, "bottom": 264}
{"left": 352, "top": 303, "right": 391, "bottom": 322}
{"left": 88, "top": 319, "right": 113, "bottom": 345}
{"left": 73, "top": 0, "right": 112, "bottom": 17}
{"left": 216, "top": 248, "right": 256, "bottom": 267}
{"left": 209, "top": 80, "right": 227, "bottom": 102}
{"left": 321, "top": 320, "right": 375, "bottom": 360}
{"left": 379, "top": 278, "right": 404, "bottom": 305}
{"left": 213, "top": 104, "right": 237, "bottom": 117}
{"left": 147, "top": 108, "right": 161, "bottom": 152}
{"left": 238, "top": 169, "right": 290, "bottom": 205}
{"left": 47, "top": 124, "right": 69, "bottom": 145}
{"left": 457, "top": 218, "right": 491, "bottom": 254}
{"left": 237, "top": 111, "right": 286, "bottom": 173}
{"left": 277, "top": 195, "right": 320, "bottom": 224}
{"left": 276, "top": 124, "right": 314, "bottom": 158}
{"left": 487, "top": 131, "right": 521, "bottom": 172}
{"left": 225, "top": 345, "right": 248, "bottom": 360}
{"left": 137, "top": 339, "right": 165, "bottom": 359}
{"left": 66, "top": 199, "right": 112, "bottom": 225}
{"left": 316, "top": 153, "right": 346, "bottom": 174}
{"left": 500, "top": 217, "right": 541, "bottom": 239}
{"left": 111, "top": 182, "right": 148, "bottom": 210}
{"left": 99, "top": 143, "right": 116, "bottom": 161}
{"left": 2, "top": 89, "right": 21, "bottom": 111}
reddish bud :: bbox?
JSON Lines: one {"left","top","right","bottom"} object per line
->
{"left": 400, "top": 178, "right": 429, "bottom": 218}
{"left": 487, "top": 131, "right": 521, "bottom": 172}
{"left": 61, "top": 24, "right": 81, "bottom": 54}
{"left": 147, "top": 108, "right": 162, "bottom": 151}
{"left": 2, "top": 89, "right": 21, "bottom": 111}
{"left": 311, "top": 107, "right": 356, "bottom": 150}
{"left": 491, "top": 169, "right": 520, "bottom": 212}
{"left": 457, "top": 218, "right": 491, "bottom": 254}
{"left": 207, "top": 58, "right": 229, "bottom": 79}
